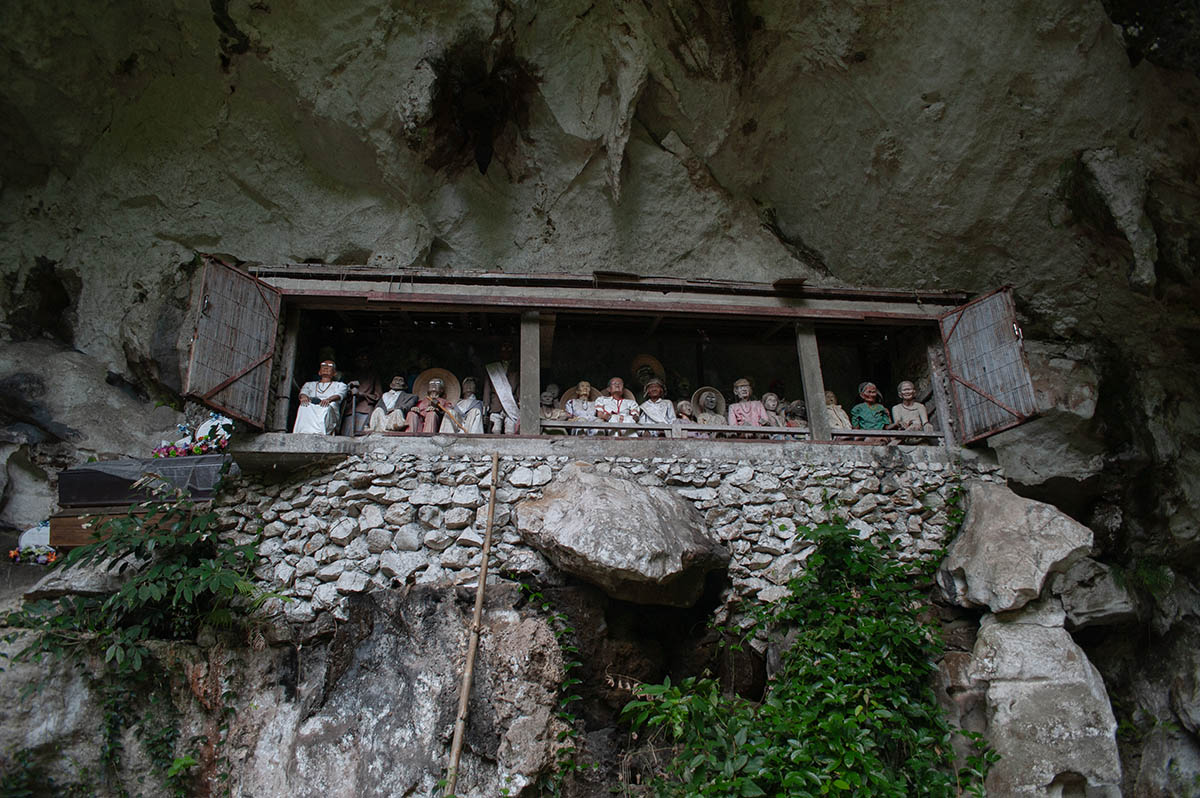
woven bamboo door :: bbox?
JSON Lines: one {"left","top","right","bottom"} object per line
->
{"left": 939, "top": 287, "right": 1037, "bottom": 444}
{"left": 182, "top": 258, "right": 282, "bottom": 428}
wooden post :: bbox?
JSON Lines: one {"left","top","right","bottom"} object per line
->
{"left": 926, "top": 343, "right": 956, "bottom": 451}
{"left": 445, "top": 453, "right": 500, "bottom": 797}
{"left": 273, "top": 306, "right": 300, "bottom": 431}
{"left": 519, "top": 311, "right": 541, "bottom": 435}
{"left": 795, "top": 323, "right": 831, "bottom": 441}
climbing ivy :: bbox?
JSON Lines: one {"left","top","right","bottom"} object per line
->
{"left": 622, "top": 520, "right": 994, "bottom": 797}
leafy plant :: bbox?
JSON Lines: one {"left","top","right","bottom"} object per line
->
{"left": 623, "top": 520, "right": 992, "bottom": 797}
{"left": 7, "top": 481, "right": 265, "bottom": 676}
{"left": 3, "top": 477, "right": 268, "bottom": 796}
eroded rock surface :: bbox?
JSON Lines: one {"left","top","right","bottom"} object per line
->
{"left": 969, "top": 599, "right": 1122, "bottom": 797}
{"left": 515, "top": 462, "right": 728, "bottom": 606}
{"left": 938, "top": 481, "right": 1092, "bottom": 612}
{"left": 0, "top": 585, "right": 565, "bottom": 798}
{"left": 1049, "top": 557, "right": 1138, "bottom": 630}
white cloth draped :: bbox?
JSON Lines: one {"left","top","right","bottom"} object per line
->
{"left": 292, "top": 380, "right": 347, "bottom": 435}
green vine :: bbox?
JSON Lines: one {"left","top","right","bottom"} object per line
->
{"left": 1, "top": 477, "right": 271, "bottom": 796}
{"left": 621, "top": 520, "right": 996, "bottom": 797}
{"left": 515, "top": 582, "right": 594, "bottom": 796}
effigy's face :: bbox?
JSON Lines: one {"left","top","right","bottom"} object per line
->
{"left": 319, "top": 361, "right": 336, "bottom": 379}
{"left": 860, "top": 383, "right": 879, "bottom": 403}
{"left": 608, "top": 378, "right": 624, "bottom": 396}
{"left": 701, "top": 391, "right": 717, "bottom": 410}
{"left": 763, "top": 393, "right": 779, "bottom": 410}
{"left": 898, "top": 381, "right": 915, "bottom": 401}
{"left": 577, "top": 381, "right": 591, "bottom": 396}
{"left": 390, "top": 376, "right": 406, "bottom": 390}
{"left": 646, "top": 382, "right": 663, "bottom": 400}
{"left": 733, "top": 382, "right": 751, "bottom": 400}
{"left": 429, "top": 379, "right": 444, "bottom": 397}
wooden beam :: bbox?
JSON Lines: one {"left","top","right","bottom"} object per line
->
{"left": 520, "top": 311, "right": 541, "bottom": 435}
{"left": 273, "top": 306, "right": 301, "bottom": 431}
{"left": 796, "top": 323, "right": 831, "bottom": 442}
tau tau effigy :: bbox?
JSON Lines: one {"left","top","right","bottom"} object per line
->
{"left": 292, "top": 359, "right": 347, "bottom": 435}
{"left": 484, "top": 342, "right": 520, "bottom": 435}
{"left": 850, "top": 381, "right": 894, "bottom": 430}
{"left": 825, "top": 391, "right": 853, "bottom": 430}
{"left": 728, "top": 378, "right": 768, "bottom": 432}
{"left": 693, "top": 387, "right": 727, "bottom": 429}
{"left": 596, "top": 377, "right": 640, "bottom": 435}
{"left": 563, "top": 380, "right": 600, "bottom": 435}
{"left": 440, "top": 376, "right": 485, "bottom": 434}
{"left": 407, "top": 371, "right": 460, "bottom": 434}
{"left": 366, "top": 376, "right": 417, "bottom": 433}
{"left": 637, "top": 377, "right": 675, "bottom": 434}
{"left": 347, "top": 352, "right": 383, "bottom": 434}
{"left": 892, "top": 380, "right": 933, "bottom": 432}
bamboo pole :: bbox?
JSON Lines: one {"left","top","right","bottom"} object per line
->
{"left": 444, "top": 452, "right": 500, "bottom": 797}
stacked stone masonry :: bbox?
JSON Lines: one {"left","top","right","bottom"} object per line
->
{"left": 214, "top": 446, "right": 1005, "bottom": 625}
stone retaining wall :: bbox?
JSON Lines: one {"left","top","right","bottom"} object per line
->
{"left": 217, "top": 439, "right": 1004, "bottom": 625}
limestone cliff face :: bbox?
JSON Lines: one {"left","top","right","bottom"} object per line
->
{"left": 4, "top": 0, "right": 1196, "bottom": 565}
{"left": 2, "top": 1, "right": 1199, "bottom": 793}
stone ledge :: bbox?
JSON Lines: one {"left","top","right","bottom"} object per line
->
{"left": 231, "top": 432, "right": 968, "bottom": 473}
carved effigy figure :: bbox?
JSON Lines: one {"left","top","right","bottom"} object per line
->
{"left": 440, "top": 376, "right": 485, "bottom": 434}
{"left": 762, "top": 392, "right": 786, "bottom": 428}
{"left": 692, "top": 387, "right": 727, "bottom": 429}
{"left": 637, "top": 377, "right": 675, "bottom": 435}
{"left": 785, "top": 399, "right": 808, "bottom": 429}
{"left": 675, "top": 399, "right": 706, "bottom": 438}
{"left": 727, "top": 378, "right": 768, "bottom": 436}
{"left": 366, "top": 376, "right": 418, "bottom": 433}
{"left": 407, "top": 377, "right": 452, "bottom": 434}
{"left": 825, "top": 390, "right": 853, "bottom": 430}
{"left": 631, "top": 354, "right": 666, "bottom": 393}
{"left": 407, "top": 370, "right": 461, "bottom": 434}
{"left": 539, "top": 389, "right": 571, "bottom": 433}
{"left": 544, "top": 383, "right": 561, "bottom": 403}
{"left": 595, "top": 376, "right": 639, "bottom": 435}
{"left": 850, "top": 381, "right": 894, "bottom": 431}
{"left": 484, "top": 341, "right": 520, "bottom": 434}
{"left": 346, "top": 352, "right": 384, "bottom": 434}
{"left": 892, "top": 380, "right": 933, "bottom": 432}
{"left": 292, "top": 359, "right": 348, "bottom": 435}
{"left": 563, "top": 380, "right": 600, "bottom": 435}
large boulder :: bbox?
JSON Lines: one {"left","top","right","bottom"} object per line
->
{"left": 515, "top": 462, "right": 728, "bottom": 607}
{"left": 938, "top": 481, "right": 1092, "bottom": 613}
{"left": 969, "top": 598, "right": 1122, "bottom": 797}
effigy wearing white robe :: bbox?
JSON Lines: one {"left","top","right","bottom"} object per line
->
{"left": 596, "top": 395, "right": 639, "bottom": 436}
{"left": 440, "top": 396, "right": 486, "bottom": 434}
{"left": 366, "top": 389, "right": 416, "bottom": 432}
{"left": 292, "top": 381, "right": 347, "bottom": 435}
{"left": 638, "top": 398, "right": 676, "bottom": 424}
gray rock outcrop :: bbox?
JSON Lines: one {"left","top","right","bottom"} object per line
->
{"left": 969, "top": 599, "right": 1122, "bottom": 797}
{"left": 938, "top": 481, "right": 1092, "bottom": 612}
{"left": 515, "top": 462, "right": 728, "bottom": 606}
{"left": 0, "top": 585, "right": 566, "bottom": 798}
{"left": 1049, "top": 557, "right": 1138, "bottom": 630}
